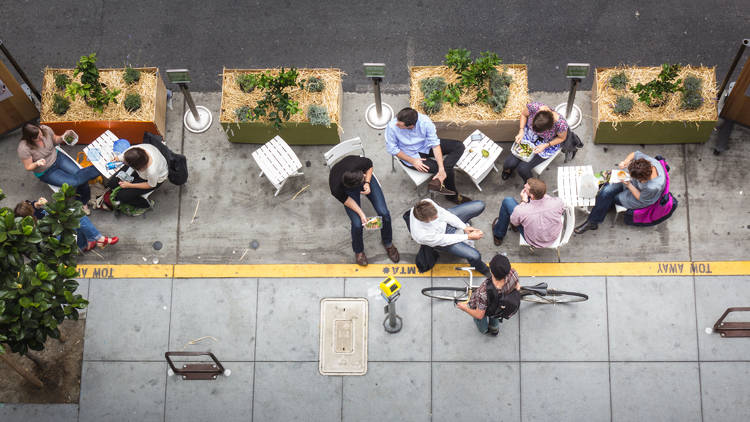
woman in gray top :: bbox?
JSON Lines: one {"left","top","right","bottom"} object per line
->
{"left": 575, "top": 151, "right": 665, "bottom": 233}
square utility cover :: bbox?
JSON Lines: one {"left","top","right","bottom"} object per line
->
{"left": 319, "top": 298, "right": 368, "bottom": 376}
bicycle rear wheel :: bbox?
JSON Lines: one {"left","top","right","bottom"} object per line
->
{"left": 421, "top": 287, "right": 469, "bottom": 301}
{"left": 521, "top": 289, "right": 588, "bottom": 304}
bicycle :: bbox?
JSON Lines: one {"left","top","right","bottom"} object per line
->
{"left": 421, "top": 267, "right": 588, "bottom": 304}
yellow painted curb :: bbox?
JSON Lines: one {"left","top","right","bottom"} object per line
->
{"left": 76, "top": 261, "right": 750, "bottom": 279}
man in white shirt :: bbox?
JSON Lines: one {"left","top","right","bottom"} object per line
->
{"left": 409, "top": 198, "right": 490, "bottom": 276}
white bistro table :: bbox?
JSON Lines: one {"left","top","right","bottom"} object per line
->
{"left": 83, "top": 130, "right": 123, "bottom": 178}
{"left": 557, "top": 165, "right": 595, "bottom": 210}
{"left": 455, "top": 129, "right": 503, "bottom": 191}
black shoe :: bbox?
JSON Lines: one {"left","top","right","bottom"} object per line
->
{"left": 487, "top": 327, "right": 499, "bottom": 336}
{"left": 501, "top": 170, "right": 512, "bottom": 180}
{"left": 574, "top": 220, "right": 598, "bottom": 234}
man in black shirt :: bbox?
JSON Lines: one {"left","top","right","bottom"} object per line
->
{"left": 329, "top": 155, "right": 400, "bottom": 266}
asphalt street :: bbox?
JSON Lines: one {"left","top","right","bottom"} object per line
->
{"left": 2, "top": 0, "right": 748, "bottom": 93}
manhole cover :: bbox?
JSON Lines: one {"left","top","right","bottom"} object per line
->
{"left": 319, "top": 298, "right": 368, "bottom": 376}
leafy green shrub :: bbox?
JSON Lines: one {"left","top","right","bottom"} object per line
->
{"left": 487, "top": 71, "right": 513, "bottom": 113}
{"left": 235, "top": 106, "right": 251, "bottom": 122}
{"left": 680, "top": 75, "right": 703, "bottom": 110}
{"left": 237, "top": 68, "right": 304, "bottom": 130}
{"left": 613, "top": 96, "right": 634, "bottom": 115}
{"left": 64, "top": 53, "right": 120, "bottom": 113}
{"left": 54, "top": 73, "right": 70, "bottom": 91}
{"left": 0, "top": 185, "right": 88, "bottom": 357}
{"left": 307, "top": 104, "right": 330, "bottom": 126}
{"left": 52, "top": 94, "right": 70, "bottom": 115}
{"left": 419, "top": 77, "right": 447, "bottom": 114}
{"left": 237, "top": 74, "right": 258, "bottom": 93}
{"left": 306, "top": 76, "right": 325, "bottom": 92}
{"left": 609, "top": 72, "right": 629, "bottom": 90}
{"left": 420, "top": 77, "right": 447, "bottom": 97}
{"left": 444, "top": 49, "right": 472, "bottom": 73}
{"left": 630, "top": 63, "right": 683, "bottom": 107}
{"left": 123, "top": 67, "right": 141, "bottom": 85}
{"left": 123, "top": 93, "right": 142, "bottom": 112}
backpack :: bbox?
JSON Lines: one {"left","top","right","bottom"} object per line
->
{"left": 624, "top": 157, "right": 678, "bottom": 226}
{"left": 402, "top": 209, "right": 439, "bottom": 273}
{"left": 561, "top": 130, "right": 584, "bottom": 163}
{"left": 142, "top": 132, "right": 188, "bottom": 185}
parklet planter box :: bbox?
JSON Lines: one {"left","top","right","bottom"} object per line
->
{"left": 220, "top": 68, "right": 343, "bottom": 145}
{"left": 593, "top": 66, "right": 718, "bottom": 144}
{"left": 409, "top": 64, "right": 528, "bottom": 142}
{"left": 40, "top": 67, "right": 166, "bottom": 145}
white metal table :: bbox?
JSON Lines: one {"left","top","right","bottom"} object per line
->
{"left": 83, "top": 130, "right": 123, "bottom": 178}
{"left": 455, "top": 129, "right": 503, "bottom": 191}
{"left": 557, "top": 165, "right": 595, "bottom": 210}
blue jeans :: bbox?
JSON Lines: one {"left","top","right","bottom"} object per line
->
{"left": 38, "top": 153, "right": 100, "bottom": 204}
{"left": 493, "top": 197, "right": 520, "bottom": 239}
{"left": 588, "top": 183, "right": 624, "bottom": 224}
{"left": 437, "top": 200, "right": 490, "bottom": 276}
{"left": 474, "top": 315, "right": 500, "bottom": 334}
{"left": 75, "top": 216, "right": 101, "bottom": 250}
{"left": 344, "top": 177, "right": 392, "bottom": 254}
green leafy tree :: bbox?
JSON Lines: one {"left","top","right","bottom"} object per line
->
{"left": 0, "top": 185, "right": 88, "bottom": 387}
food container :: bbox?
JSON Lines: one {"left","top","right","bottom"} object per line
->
{"left": 62, "top": 129, "right": 78, "bottom": 145}
{"left": 364, "top": 216, "right": 383, "bottom": 230}
{"left": 511, "top": 140, "right": 535, "bottom": 162}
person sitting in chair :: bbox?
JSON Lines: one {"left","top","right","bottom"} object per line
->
{"left": 491, "top": 178, "right": 564, "bottom": 247}
{"left": 409, "top": 198, "right": 490, "bottom": 277}
{"left": 575, "top": 151, "right": 666, "bottom": 234}
{"left": 98, "top": 143, "right": 168, "bottom": 214}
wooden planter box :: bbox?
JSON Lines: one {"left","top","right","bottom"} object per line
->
{"left": 593, "top": 66, "right": 718, "bottom": 144}
{"left": 409, "top": 65, "right": 528, "bottom": 142}
{"left": 220, "top": 68, "right": 343, "bottom": 145}
{"left": 40, "top": 67, "right": 166, "bottom": 145}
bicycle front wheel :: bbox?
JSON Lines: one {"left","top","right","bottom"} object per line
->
{"left": 521, "top": 289, "right": 588, "bottom": 304}
{"left": 421, "top": 287, "right": 469, "bottom": 301}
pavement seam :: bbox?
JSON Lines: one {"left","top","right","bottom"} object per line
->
{"left": 692, "top": 273, "right": 705, "bottom": 422}
{"left": 605, "top": 276, "right": 613, "bottom": 422}
{"left": 251, "top": 278, "right": 260, "bottom": 422}
{"left": 162, "top": 274, "right": 175, "bottom": 422}
{"left": 429, "top": 271, "right": 433, "bottom": 422}
{"left": 683, "top": 143, "right": 694, "bottom": 261}
{"left": 174, "top": 94, "right": 186, "bottom": 265}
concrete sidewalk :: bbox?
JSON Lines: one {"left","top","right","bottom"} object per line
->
{"left": 2, "top": 274, "right": 749, "bottom": 421}
{"left": 1, "top": 91, "right": 749, "bottom": 267}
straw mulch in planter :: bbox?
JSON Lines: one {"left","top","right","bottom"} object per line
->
{"left": 593, "top": 66, "right": 718, "bottom": 144}
{"left": 41, "top": 68, "right": 159, "bottom": 122}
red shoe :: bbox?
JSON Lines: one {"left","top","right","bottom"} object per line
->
{"left": 96, "top": 236, "right": 119, "bottom": 247}
{"left": 82, "top": 241, "right": 97, "bottom": 252}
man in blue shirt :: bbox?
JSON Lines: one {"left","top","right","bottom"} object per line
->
{"left": 385, "top": 107, "right": 471, "bottom": 204}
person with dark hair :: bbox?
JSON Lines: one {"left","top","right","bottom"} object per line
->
{"left": 329, "top": 155, "right": 399, "bottom": 266}
{"left": 456, "top": 254, "right": 521, "bottom": 335}
{"left": 575, "top": 151, "right": 666, "bottom": 234}
{"left": 491, "top": 177, "right": 564, "bottom": 246}
{"left": 386, "top": 107, "right": 471, "bottom": 204}
{"left": 409, "top": 198, "right": 490, "bottom": 276}
{"left": 101, "top": 143, "right": 168, "bottom": 210}
{"left": 15, "top": 197, "right": 118, "bottom": 252}
{"left": 502, "top": 102, "right": 569, "bottom": 182}
{"left": 17, "top": 123, "right": 100, "bottom": 213}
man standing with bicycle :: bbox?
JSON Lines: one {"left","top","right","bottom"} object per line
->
{"left": 456, "top": 254, "right": 521, "bottom": 336}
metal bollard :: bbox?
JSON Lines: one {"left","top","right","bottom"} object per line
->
{"left": 380, "top": 276, "right": 403, "bottom": 333}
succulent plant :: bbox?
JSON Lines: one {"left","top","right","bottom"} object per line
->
{"left": 54, "top": 73, "right": 70, "bottom": 90}
{"left": 680, "top": 75, "right": 703, "bottom": 110}
{"left": 123, "top": 67, "right": 141, "bottom": 85}
{"left": 613, "top": 95, "right": 634, "bottom": 115}
{"left": 307, "top": 104, "right": 330, "bottom": 126}
{"left": 237, "top": 74, "right": 258, "bottom": 93}
{"left": 235, "top": 105, "right": 251, "bottom": 122}
{"left": 306, "top": 76, "right": 325, "bottom": 92}
{"left": 420, "top": 77, "right": 447, "bottom": 97}
{"left": 609, "top": 72, "right": 629, "bottom": 90}
{"left": 52, "top": 93, "right": 70, "bottom": 115}
{"left": 123, "top": 93, "right": 142, "bottom": 112}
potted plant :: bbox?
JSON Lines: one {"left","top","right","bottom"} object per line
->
{"left": 592, "top": 64, "right": 718, "bottom": 144}
{"left": 220, "top": 67, "right": 343, "bottom": 145}
{"left": 409, "top": 49, "right": 529, "bottom": 142}
{"left": 40, "top": 53, "right": 167, "bottom": 144}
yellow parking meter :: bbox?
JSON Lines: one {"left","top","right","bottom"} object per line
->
{"left": 379, "top": 275, "right": 401, "bottom": 302}
{"left": 379, "top": 276, "right": 402, "bottom": 333}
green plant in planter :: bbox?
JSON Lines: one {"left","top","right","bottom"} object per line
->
{"left": 54, "top": 73, "right": 70, "bottom": 91}
{"left": 123, "top": 67, "right": 141, "bottom": 85}
{"left": 613, "top": 96, "right": 634, "bottom": 115}
{"left": 444, "top": 48, "right": 472, "bottom": 74}
{"left": 64, "top": 53, "right": 121, "bottom": 113}
{"left": 306, "top": 76, "right": 325, "bottom": 92}
{"left": 123, "top": 93, "right": 142, "bottom": 112}
{"left": 443, "top": 83, "right": 462, "bottom": 105}
{"left": 235, "top": 105, "right": 251, "bottom": 122}
{"left": 487, "top": 71, "right": 513, "bottom": 113}
{"left": 236, "top": 74, "right": 258, "bottom": 93}
{"left": 52, "top": 94, "right": 70, "bottom": 116}
{"left": 680, "top": 75, "right": 703, "bottom": 110}
{"left": 419, "top": 77, "right": 447, "bottom": 114}
{"left": 420, "top": 77, "right": 447, "bottom": 97}
{"left": 239, "top": 68, "right": 304, "bottom": 130}
{"left": 0, "top": 185, "right": 88, "bottom": 386}
{"left": 609, "top": 72, "right": 629, "bottom": 90}
{"left": 307, "top": 104, "right": 330, "bottom": 127}
{"left": 630, "top": 63, "right": 683, "bottom": 107}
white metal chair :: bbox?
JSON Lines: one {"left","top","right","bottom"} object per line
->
{"left": 323, "top": 137, "right": 365, "bottom": 167}
{"left": 455, "top": 129, "right": 502, "bottom": 191}
{"left": 520, "top": 205, "right": 575, "bottom": 262}
{"left": 392, "top": 156, "right": 433, "bottom": 193}
{"left": 532, "top": 148, "right": 562, "bottom": 176}
{"left": 252, "top": 136, "right": 304, "bottom": 196}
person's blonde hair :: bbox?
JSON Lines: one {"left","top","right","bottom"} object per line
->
{"left": 413, "top": 200, "right": 437, "bottom": 222}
